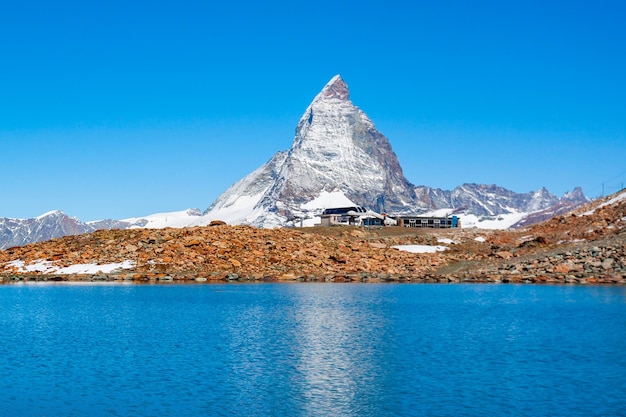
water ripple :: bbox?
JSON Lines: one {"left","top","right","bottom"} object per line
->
{"left": 0, "top": 283, "right": 624, "bottom": 416}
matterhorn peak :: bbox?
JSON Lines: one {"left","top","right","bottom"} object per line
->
{"left": 202, "top": 75, "right": 417, "bottom": 227}
{"left": 317, "top": 74, "right": 349, "bottom": 101}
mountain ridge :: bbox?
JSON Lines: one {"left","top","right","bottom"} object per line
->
{"left": 0, "top": 75, "right": 590, "bottom": 248}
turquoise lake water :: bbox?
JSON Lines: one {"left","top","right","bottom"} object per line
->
{"left": 1, "top": 283, "right": 625, "bottom": 417}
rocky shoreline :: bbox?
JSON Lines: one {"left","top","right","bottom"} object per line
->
{"left": 434, "top": 235, "right": 626, "bottom": 285}
{"left": 1, "top": 227, "right": 624, "bottom": 286}
{"left": 2, "top": 191, "right": 625, "bottom": 285}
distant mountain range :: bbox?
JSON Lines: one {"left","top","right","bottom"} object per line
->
{"left": 0, "top": 210, "right": 203, "bottom": 250}
{"left": 0, "top": 75, "right": 589, "bottom": 249}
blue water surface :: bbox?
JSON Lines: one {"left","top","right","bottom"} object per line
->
{"left": 0, "top": 283, "right": 625, "bottom": 417}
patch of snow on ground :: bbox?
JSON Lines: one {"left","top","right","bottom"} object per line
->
{"left": 437, "top": 238, "right": 456, "bottom": 244}
{"left": 4, "top": 259, "right": 135, "bottom": 274}
{"left": 55, "top": 261, "right": 135, "bottom": 274}
{"left": 392, "top": 245, "right": 448, "bottom": 254}
{"left": 474, "top": 236, "right": 486, "bottom": 242}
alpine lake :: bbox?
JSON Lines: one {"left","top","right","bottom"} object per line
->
{"left": 1, "top": 282, "right": 625, "bottom": 417}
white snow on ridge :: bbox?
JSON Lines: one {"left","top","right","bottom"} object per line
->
{"left": 199, "top": 190, "right": 357, "bottom": 228}
{"left": 121, "top": 209, "right": 202, "bottom": 229}
{"left": 584, "top": 189, "right": 626, "bottom": 215}
{"left": 459, "top": 212, "right": 528, "bottom": 229}
{"left": 421, "top": 208, "right": 456, "bottom": 218}
{"left": 35, "top": 210, "right": 63, "bottom": 220}
{"left": 4, "top": 259, "right": 135, "bottom": 274}
{"left": 195, "top": 191, "right": 282, "bottom": 227}
{"left": 437, "top": 238, "right": 456, "bottom": 244}
{"left": 301, "top": 190, "right": 356, "bottom": 210}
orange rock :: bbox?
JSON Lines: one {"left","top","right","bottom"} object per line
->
{"left": 277, "top": 273, "right": 297, "bottom": 280}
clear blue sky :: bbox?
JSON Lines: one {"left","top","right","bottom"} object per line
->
{"left": 2, "top": 0, "right": 625, "bottom": 221}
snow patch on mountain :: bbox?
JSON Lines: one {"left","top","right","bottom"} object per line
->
{"left": 300, "top": 191, "right": 356, "bottom": 210}
{"left": 194, "top": 191, "right": 281, "bottom": 227}
{"left": 35, "top": 210, "right": 65, "bottom": 220}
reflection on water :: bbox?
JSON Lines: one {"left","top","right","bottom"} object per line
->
{"left": 0, "top": 283, "right": 624, "bottom": 416}
{"left": 210, "top": 284, "right": 388, "bottom": 416}
{"left": 289, "top": 285, "right": 383, "bottom": 416}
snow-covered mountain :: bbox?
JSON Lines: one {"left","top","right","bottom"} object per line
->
{"left": 507, "top": 187, "right": 589, "bottom": 229}
{"left": 0, "top": 209, "right": 203, "bottom": 250}
{"left": 199, "top": 75, "right": 419, "bottom": 227}
{"left": 412, "top": 184, "right": 589, "bottom": 229}
{"left": 413, "top": 187, "right": 588, "bottom": 229}
{"left": 199, "top": 75, "right": 588, "bottom": 228}
{"left": 0, "top": 211, "right": 95, "bottom": 250}
{"left": 0, "top": 75, "right": 591, "bottom": 249}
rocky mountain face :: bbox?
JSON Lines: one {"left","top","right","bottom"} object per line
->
{"left": 508, "top": 187, "right": 589, "bottom": 229}
{"left": 0, "top": 211, "right": 95, "bottom": 250}
{"left": 0, "top": 211, "right": 156, "bottom": 250}
{"left": 0, "top": 209, "right": 206, "bottom": 250}
{"left": 202, "top": 75, "right": 589, "bottom": 227}
{"left": 202, "top": 75, "right": 419, "bottom": 227}
{"left": 414, "top": 184, "right": 588, "bottom": 218}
